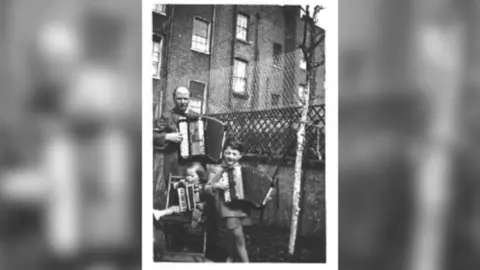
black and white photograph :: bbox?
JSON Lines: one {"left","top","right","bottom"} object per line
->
{"left": 145, "top": 1, "right": 337, "bottom": 266}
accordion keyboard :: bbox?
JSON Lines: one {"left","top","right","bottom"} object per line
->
{"left": 197, "top": 119, "right": 205, "bottom": 154}
{"left": 178, "top": 121, "right": 189, "bottom": 158}
{"left": 222, "top": 172, "right": 232, "bottom": 203}
{"left": 194, "top": 185, "right": 201, "bottom": 203}
{"left": 177, "top": 188, "right": 188, "bottom": 212}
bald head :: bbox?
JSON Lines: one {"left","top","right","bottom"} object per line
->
{"left": 173, "top": 86, "right": 190, "bottom": 112}
{"left": 173, "top": 86, "right": 190, "bottom": 98}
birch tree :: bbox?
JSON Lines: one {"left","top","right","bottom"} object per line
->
{"left": 289, "top": 5, "right": 325, "bottom": 256}
{"left": 407, "top": 2, "right": 465, "bottom": 270}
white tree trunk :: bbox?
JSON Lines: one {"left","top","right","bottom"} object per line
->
{"left": 289, "top": 83, "right": 311, "bottom": 255}
{"left": 408, "top": 5, "right": 465, "bottom": 270}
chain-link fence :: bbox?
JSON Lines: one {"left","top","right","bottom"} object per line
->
{"left": 203, "top": 49, "right": 325, "bottom": 162}
{"left": 153, "top": 48, "right": 325, "bottom": 205}
{"left": 154, "top": 49, "right": 325, "bottom": 161}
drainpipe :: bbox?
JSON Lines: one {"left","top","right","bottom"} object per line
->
{"left": 206, "top": 5, "right": 215, "bottom": 114}
{"left": 251, "top": 12, "right": 260, "bottom": 109}
{"left": 229, "top": 5, "right": 237, "bottom": 109}
{"left": 162, "top": 5, "right": 175, "bottom": 113}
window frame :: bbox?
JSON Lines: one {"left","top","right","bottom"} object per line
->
{"left": 153, "top": 84, "right": 163, "bottom": 121}
{"left": 152, "top": 35, "right": 163, "bottom": 79}
{"left": 188, "top": 80, "right": 207, "bottom": 114}
{"left": 152, "top": 4, "right": 167, "bottom": 15}
{"left": 273, "top": 42, "right": 282, "bottom": 67}
{"left": 298, "top": 83, "right": 307, "bottom": 105}
{"left": 300, "top": 56, "right": 307, "bottom": 70}
{"left": 232, "top": 58, "right": 249, "bottom": 96}
{"left": 236, "top": 13, "right": 249, "bottom": 42}
{"left": 191, "top": 16, "right": 211, "bottom": 54}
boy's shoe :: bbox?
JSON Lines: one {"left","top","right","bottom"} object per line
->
{"left": 226, "top": 257, "right": 234, "bottom": 263}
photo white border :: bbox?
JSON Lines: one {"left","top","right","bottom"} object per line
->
{"left": 142, "top": 1, "right": 338, "bottom": 269}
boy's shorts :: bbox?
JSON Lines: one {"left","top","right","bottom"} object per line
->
{"left": 225, "top": 217, "right": 252, "bottom": 230}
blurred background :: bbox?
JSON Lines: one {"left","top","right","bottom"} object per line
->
{"left": 0, "top": 0, "right": 141, "bottom": 269}
{"left": 0, "top": 0, "right": 479, "bottom": 269}
{"left": 340, "top": 0, "right": 479, "bottom": 270}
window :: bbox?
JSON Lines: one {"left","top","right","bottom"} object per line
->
{"left": 236, "top": 14, "right": 249, "bottom": 41}
{"left": 232, "top": 59, "right": 248, "bottom": 94}
{"left": 189, "top": 80, "right": 206, "bottom": 113}
{"left": 271, "top": 94, "right": 280, "bottom": 106}
{"left": 300, "top": 57, "right": 307, "bottom": 70}
{"left": 189, "top": 99, "right": 202, "bottom": 114}
{"left": 153, "top": 103, "right": 161, "bottom": 120}
{"left": 273, "top": 43, "right": 282, "bottom": 66}
{"left": 298, "top": 84, "right": 307, "bottom": 105}
{"left": 153, "top": 82, "right": 163, "bottom": 120}
{"left": 192, "top": 18, "right": 211, "bottom": 54}
{"left": 152, "top": 35, "right": 163, "bottom": 78}
{"left": 153, "top": 4, "right": 167, "bottom": 14}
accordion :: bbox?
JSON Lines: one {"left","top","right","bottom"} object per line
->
{"left": 221, "top": 165, "right": 276, "bottom": 210}
{"left": 177, "top": 116, "right": 226, "bottom": 163}
{"left": 166, "top": 175, "right": 204, "bottom": 213}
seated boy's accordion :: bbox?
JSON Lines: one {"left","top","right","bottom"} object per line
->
{"left": 166, "top": 175, "right": 204, "bottom": 213}
{"left": 177, "top": 116, "right": 226, "bottom": 163}
{"left": 221, "top": 165, "right": 276, "bottom": 210}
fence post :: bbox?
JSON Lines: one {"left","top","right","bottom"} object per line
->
{"left": 289, "top": 83, "right": 311, "bottom": 255}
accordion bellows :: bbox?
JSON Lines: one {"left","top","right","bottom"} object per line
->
{"left": 222, "top": 165, "right": 275, "bottom": 210}
{"left": 166, "top": 175, "right": 204, "bottom": 213}
{"left": 178, "top": 116, "right": 226, "bottom": 163}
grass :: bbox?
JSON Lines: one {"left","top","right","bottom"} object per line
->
{"left": 210, "top": 224, "right": 326, "bottom": 263}
{"left": 156, "top": 222, "right": 326, "bottom": 263}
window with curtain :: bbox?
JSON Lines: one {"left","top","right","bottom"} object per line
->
{"left": 192, "top": 18, "right": 210, "bottom": 53}
{"left": 232, "top": 59, "right": 248, "bottom": 94}
{"left": 298, "top": 84, "right": 307, "bottom": 105}
{"left": 152, "top": 36, "right": 163, "bottom": 78}
{"left": 189, "top": 80, "right": 206, "bottom": 113}
{"left": 236, "top": 14, "right": 249, "bottom": 41}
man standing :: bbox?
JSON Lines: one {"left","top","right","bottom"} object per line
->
{"left": 154, "top": 86, "right": 197, "bottom": 197}
{"left": 153, "top": 86, "right": 196, "bottom": 261}
{"left": 153, "top": 86, "right": 223, "bottom": 261}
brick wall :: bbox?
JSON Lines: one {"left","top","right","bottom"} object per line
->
{"left": 153, "top": 8, "right": 170, "bottom": 117}
{"left": 152, "top": 4, "right": 326, "bottom": 112}
{"left": 162, "top": 5, "right": 214, "bottom": 112}
{"left": 208, "top": 5, "right": 235, "bottom": 113}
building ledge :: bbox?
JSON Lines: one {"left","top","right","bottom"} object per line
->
{"left": 190, "top": 48, "right": 210, "bottom": 55}
{"left": 232, "top": 91, "right": 249, "bottom": 100}
{"left": 236, "top": 39, "right": 253, "bottom": 46}
{"left": 152, "top": 11, "right": 167, "bottom": 16}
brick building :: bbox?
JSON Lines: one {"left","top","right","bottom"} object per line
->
{"left": 152, "top": 4, "right": 325, "bottom": 118}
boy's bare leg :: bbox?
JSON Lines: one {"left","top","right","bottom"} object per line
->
{"left": 233, "top": 225, "right": 248, "bottom": 262}
{"left": 226, "top": 230, "right": 237, "bottom": 262}
{"left": 225, "top": 217, "right": 240, "bottom": 262}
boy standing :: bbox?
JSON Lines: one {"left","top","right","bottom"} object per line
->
{"left": 204, "top": 139, "right": 251, "bottom": 262}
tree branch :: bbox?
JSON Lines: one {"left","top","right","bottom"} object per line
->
{"left": 301, "top": 5, "right": 309, "bottom": 56}
{"left": 308, "top": 34, "right": 325, "bottom": 52}
{"left": 313, "top": 5, "right": 324, "bottom": 17}
{"left": 312, "top": 5, "right": 325, "bottom": 23}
